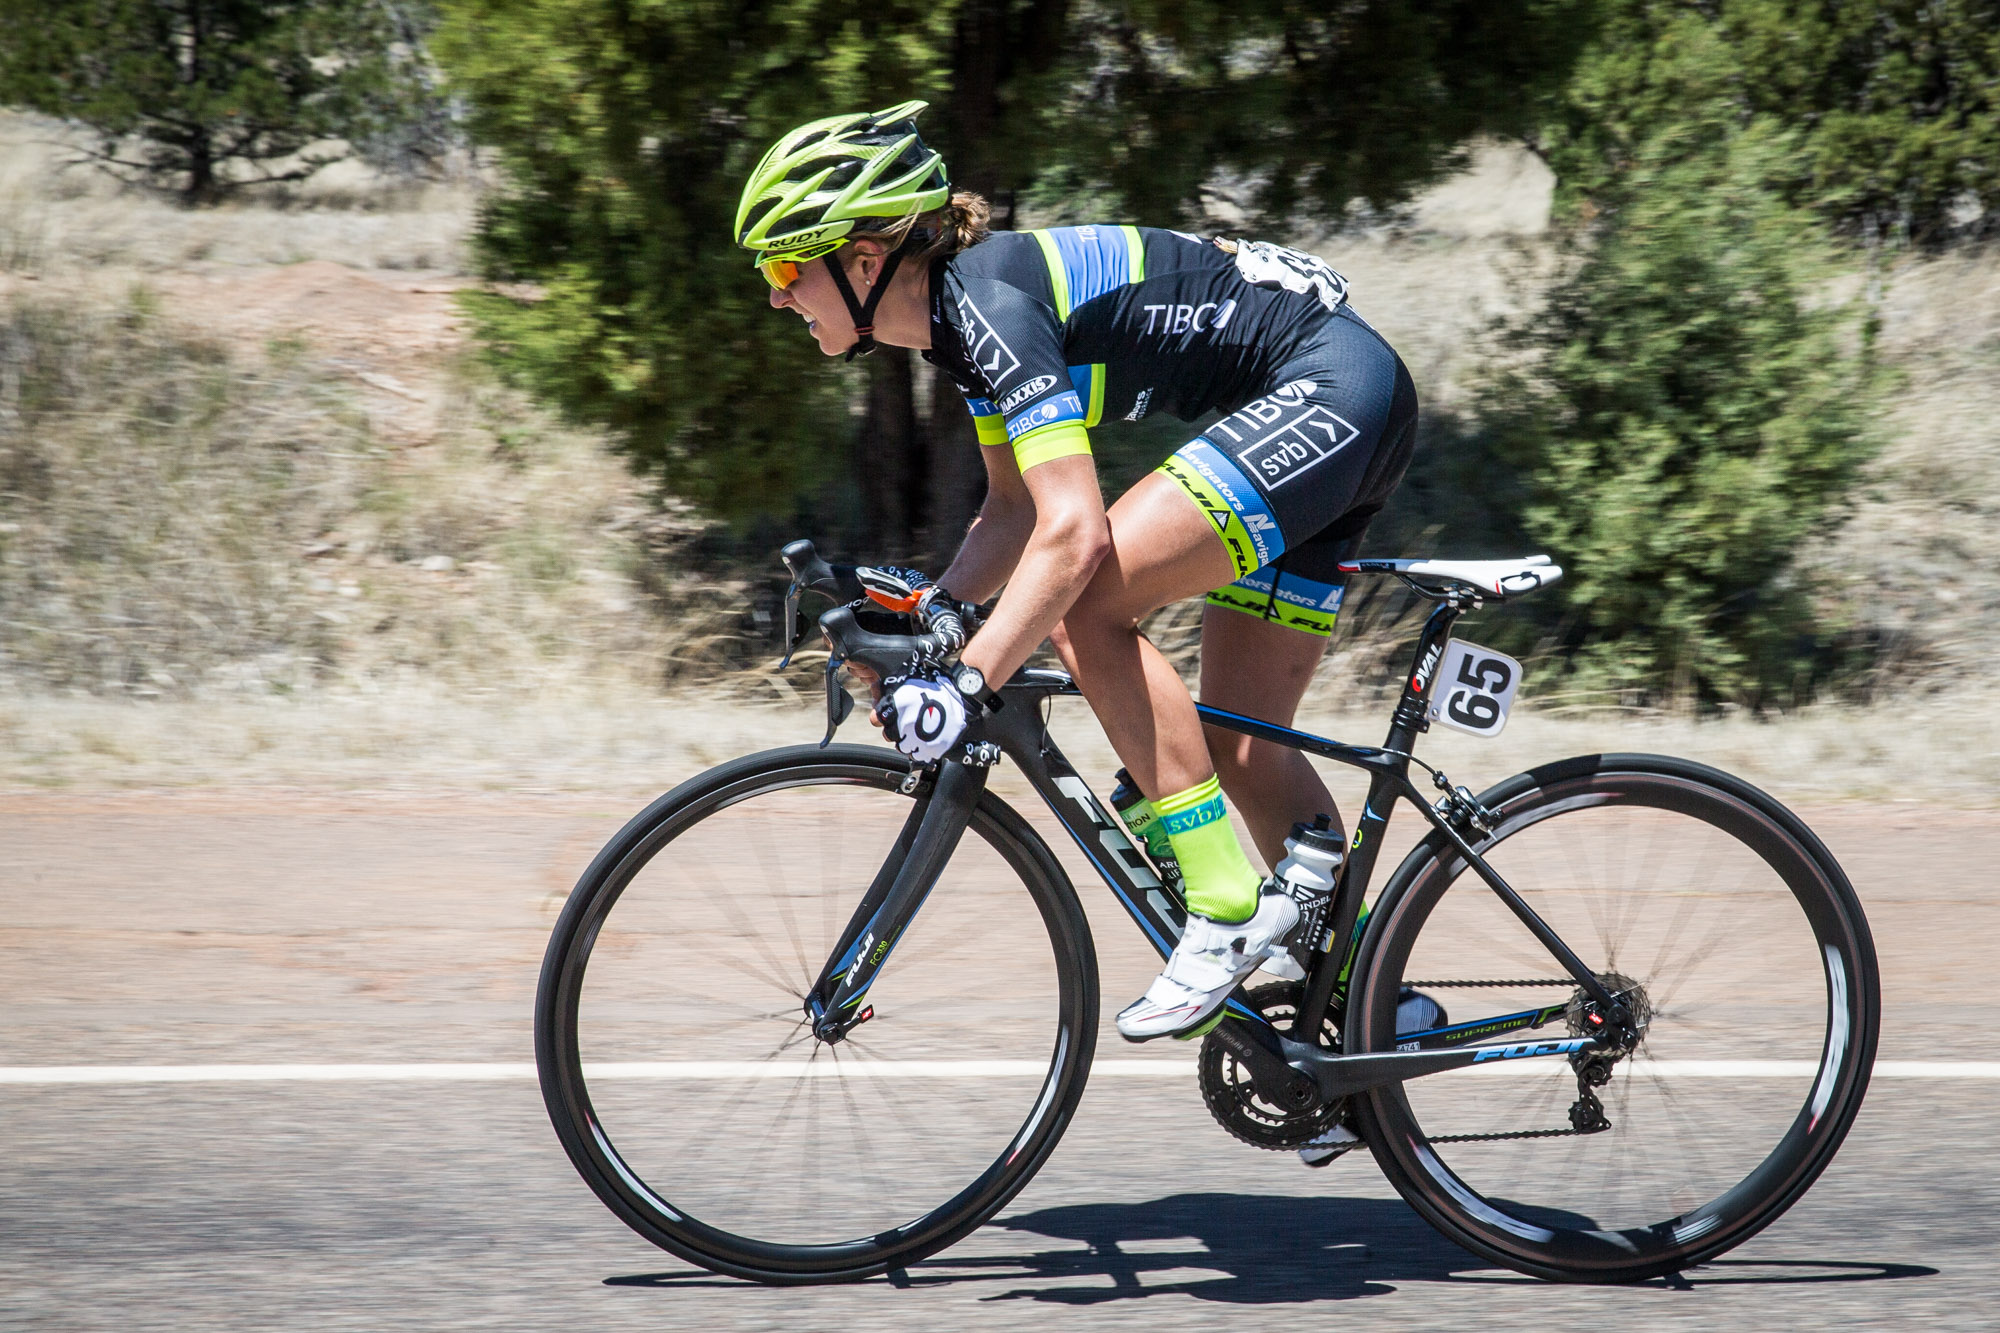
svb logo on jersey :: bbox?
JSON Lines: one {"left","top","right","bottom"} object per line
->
{"left": 1214, "top": 393, "right": 1360, "bottom": 491}
{"left": 955, "top": 290, "right": 1021, "bottom": 388}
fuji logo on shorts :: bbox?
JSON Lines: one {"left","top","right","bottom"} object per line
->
{"left": 997, "top": 375, "right": 1057, "bottom": 413}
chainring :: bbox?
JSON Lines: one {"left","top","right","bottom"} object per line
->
{"left": 1197, "top": 981, "right": 1348, "bottom": 1150}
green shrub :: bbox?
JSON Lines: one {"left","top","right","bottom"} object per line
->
{"left": 1483, "top": 119, "right": 1880, "bottom": 706}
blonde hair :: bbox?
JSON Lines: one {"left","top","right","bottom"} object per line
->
{"left": 848, "top": 191, "right": 992, "bottom": 266}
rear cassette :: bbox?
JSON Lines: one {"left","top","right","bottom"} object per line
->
{"left": 1198, "top": 982, "right": 1347, "bottom": 1150}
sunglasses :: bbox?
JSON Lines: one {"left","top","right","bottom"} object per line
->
{"left": 758, "top": 257, "right": 803, "bottom": 290}
{"left": 756, "top": 239, "right": 848, "bottom": 291}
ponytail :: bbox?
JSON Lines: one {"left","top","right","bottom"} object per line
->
{"left": 849, "top": 191, "right": 993, "bottom": 266}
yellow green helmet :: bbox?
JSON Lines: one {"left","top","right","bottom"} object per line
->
{"left": 734, "top": 100, "right": 950, "bottom": 264}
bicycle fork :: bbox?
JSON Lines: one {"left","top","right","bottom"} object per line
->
{"left": 804, "top": 758, "right": 989, "bottom": 1043}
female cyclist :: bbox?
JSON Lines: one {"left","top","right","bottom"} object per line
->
{"left": 737, "top": 102, "right": 1420, "bottom": 1062}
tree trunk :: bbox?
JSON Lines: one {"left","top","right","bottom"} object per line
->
{"left": 845, "top": 0, "right": 1070, "bottom": 566}
{"left": 855, "top": 345, "right": 924, "bottom": 558}
{"left": 184, "top": 135, "right": 218, "bottom": 206}
{"left": 924, "top": 378, "right": 986, "bottom": 567}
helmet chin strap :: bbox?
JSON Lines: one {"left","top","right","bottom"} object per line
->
{"left": 825, "top": 233, "right": 913, "bottom": 363}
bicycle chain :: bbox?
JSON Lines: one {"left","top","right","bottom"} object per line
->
{"left": 1405, "top": 979, "right": 1619, "bottom": 1143}
{"left": 1200, "top": 979, "right": 1620, "bottom": 1147}
{"left": 1426, "top": 1127, "right": 1586, "bottom": 1143}
{"left": 1405, "top": 978, "right": 1572, "bottom": 988}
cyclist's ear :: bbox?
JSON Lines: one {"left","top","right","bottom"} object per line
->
{"left": 849, "top": 237, "right": 889, "bottom": 288}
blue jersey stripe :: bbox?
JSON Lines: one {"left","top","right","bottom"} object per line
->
{"left": 1049, "top": 226, "right": 1134, "bottom": 315}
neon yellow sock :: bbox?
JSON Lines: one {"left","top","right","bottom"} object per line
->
{"left": 1156, "top": 776, "right": 1263, "bottom": 923}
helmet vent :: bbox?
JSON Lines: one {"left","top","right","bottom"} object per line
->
{"left": 772, "top": 209, "right": 824, "bottom": 238}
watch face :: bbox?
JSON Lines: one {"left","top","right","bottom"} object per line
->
{"left": 956, "top": 668, "right": 983, "bottom": 695}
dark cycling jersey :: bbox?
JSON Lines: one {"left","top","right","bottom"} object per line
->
{"left": 923, "top": 226, "right": 1417, "bottom": 636}
{"left": 923, "top": 227, "right": 1350, "bottom": 461}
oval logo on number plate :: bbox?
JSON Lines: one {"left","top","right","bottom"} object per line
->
{"left": 1428, "top": 639, "right": 1524, "bottom": 738}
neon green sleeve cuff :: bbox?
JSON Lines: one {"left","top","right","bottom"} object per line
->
{"left": 973, "top": 413, "right": 1008, "bottom": 447}
{"left": 1012, "top": 422, "right": 1092, "bottom": 473}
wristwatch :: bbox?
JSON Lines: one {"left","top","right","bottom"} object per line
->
{"left": 953, "top": 664, "right": 1002, "bottom": 714}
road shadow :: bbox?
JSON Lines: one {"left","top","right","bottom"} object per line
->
{"left": 607, "top": 1192, "right": 1936, "bottom": 1302}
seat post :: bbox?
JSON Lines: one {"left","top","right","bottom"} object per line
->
{"left": 1384, "top": 594, "right": 1468, "bottom": 753}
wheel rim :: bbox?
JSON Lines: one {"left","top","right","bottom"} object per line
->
{"left": 544, "top": 763, "right": 1083, "bottom": 1269}
{"left": 1360, "top": 771, "right": 1872, "bottom": 1270}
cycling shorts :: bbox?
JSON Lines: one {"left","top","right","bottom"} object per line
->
{"left": 1155, "top": 305, "right": 1419, "bottom": 636}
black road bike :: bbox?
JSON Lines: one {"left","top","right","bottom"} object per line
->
{"left": 535, "top": 540, "right": 1879, "bottom": 1286}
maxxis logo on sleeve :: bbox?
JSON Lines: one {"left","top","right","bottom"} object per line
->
{"left": 997, "top": 375, "right": 1058, "bottom": 413}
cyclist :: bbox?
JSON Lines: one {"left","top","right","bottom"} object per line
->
{"left": 738, "top": 103, "right": 1420, "bottom": 1068}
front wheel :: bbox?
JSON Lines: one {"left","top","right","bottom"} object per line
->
{"left": 1351, "top": 754, "right": 1879, "bottom": 1282}
{"left": 535, "top": 745, "right": 1100, "bottom": 1284}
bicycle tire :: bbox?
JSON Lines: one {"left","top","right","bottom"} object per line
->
{"left": 1349, "top": 753, "right": 1878, "bottom": 1283}
{"left": 535, "top": 744, "right": 1099, "bottom": 1284}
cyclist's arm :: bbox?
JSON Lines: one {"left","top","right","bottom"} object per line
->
{"left": 955, "top": 450, "right": 1109, "bottom": 687}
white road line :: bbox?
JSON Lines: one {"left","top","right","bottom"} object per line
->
{"left": 2, "top": 1060, "right": 1997, "bottom": 1086}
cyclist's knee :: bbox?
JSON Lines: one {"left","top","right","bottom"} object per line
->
{"left": 1063, "top": 576, "right": 1148, "bottom": 641}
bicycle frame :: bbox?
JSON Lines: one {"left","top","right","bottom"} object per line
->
{"left": 804, "top": 591, "right": 1622, "bottom": 1107}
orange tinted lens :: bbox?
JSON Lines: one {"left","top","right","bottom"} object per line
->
{"left": 759, "top": 258, "right": 801, "bottom": 290}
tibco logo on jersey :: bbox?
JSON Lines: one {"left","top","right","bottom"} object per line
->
{"left": 1005, "top": 392, "right": 1084, "bottom": 440}
{"left": 1142, "top": 300, "right": 1237, "bottom": 337}
{"left": 997, "top": 375, "right": 1058, "bottom": 413}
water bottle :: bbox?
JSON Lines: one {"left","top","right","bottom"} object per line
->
{"left": 1273, "top": 816, "right": 1346, "bottom": 962}
{"left": 1109, "top": 768, "right": 1185, "bottom": 903}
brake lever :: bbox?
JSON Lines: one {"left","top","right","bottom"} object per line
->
{"left": 820, "top": 654, "right": 855, "bottom": 748}
{"left": 778, "top": 578, "right": 806, "bottom": 668}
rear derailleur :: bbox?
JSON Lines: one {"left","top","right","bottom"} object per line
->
{"left": 1562, "top": 973, "right": 1652, "bottom": 1136}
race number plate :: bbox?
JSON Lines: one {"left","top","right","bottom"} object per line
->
{"left": 1428, "top": 640, "right": 1523, "bottom": 738}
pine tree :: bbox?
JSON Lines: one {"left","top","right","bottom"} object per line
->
{"left": 0, "top": 0, "right": 416, "bottom": 204}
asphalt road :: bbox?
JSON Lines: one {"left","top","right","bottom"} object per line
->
{"left": 5, "top": 789, "right": 1999, "bottom": 1329}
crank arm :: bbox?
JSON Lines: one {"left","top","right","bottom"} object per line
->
{"left": 1207, "top": 1012, "right": 1324, "bottom": 1110}
{"left": 1294, "top": 1036, "right": 1604, "bottom": 1100}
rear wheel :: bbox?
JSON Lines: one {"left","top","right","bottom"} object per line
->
{"left": 535, "top": 745, "right": 1099, "bottom": 1284}
{"left": 1352, "top": 754, "right": 1878, "bottom": 1282}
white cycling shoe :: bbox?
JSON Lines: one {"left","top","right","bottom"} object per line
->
{"left": 1298, "top": 987, "right": 1450, "bottom": 1167}
{"left": 1115, "top": 890, "right": 1299, "bottom": 1042}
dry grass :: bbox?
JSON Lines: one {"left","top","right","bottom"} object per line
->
{"left": 1796, "top": 243, "right": 2000, "bottom": 681}
{"left": 0, "top": 289, "right": 765, "bottom": 699}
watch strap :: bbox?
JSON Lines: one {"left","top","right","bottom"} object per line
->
{"left": 955, "top": 670, "right": 1002, "bottom": 714}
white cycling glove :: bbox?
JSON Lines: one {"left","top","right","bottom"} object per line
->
{"left": 876, "top": 675, "right": 968, "bottom": 764}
